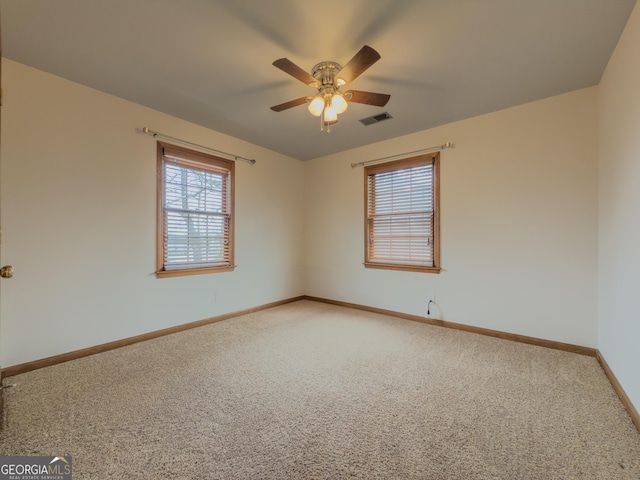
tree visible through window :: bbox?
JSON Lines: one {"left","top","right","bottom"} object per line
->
{"left": 156, "top": 142, "right": 234, "bottom": 277}
{"left": 364, "top": 153, "right": 440, "bottom": 273}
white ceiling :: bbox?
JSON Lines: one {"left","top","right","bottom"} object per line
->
{"left": 1, "top": 0, "right": 636, "bottom": 161}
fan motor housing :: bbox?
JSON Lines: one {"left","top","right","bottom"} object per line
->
{"left": 311, "top": 61, "right": 343, "bottom": 85}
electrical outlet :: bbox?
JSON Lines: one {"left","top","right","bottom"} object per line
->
{"left": 427, "top": 294, "right": 436, "bottom": 317}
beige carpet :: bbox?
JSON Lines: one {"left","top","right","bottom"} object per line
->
{"left": 1, "top": 300, "right": 639, "bottom": 479}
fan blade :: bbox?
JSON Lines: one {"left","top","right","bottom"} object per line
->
{"left": 337, "top": 45, "right": 381, "bottom": 85}
{"left": 270, "top": 97, "right": 311, "bottom": 112}
{"left": 345, "top": 90, "right": 390, "bottom": 107}
{"left": 272, "top": 58, "right": 318, "bottom": 86}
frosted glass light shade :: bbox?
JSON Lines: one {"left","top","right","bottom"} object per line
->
{"left": 331, "top": 93, "right": 348, "bottom": 114}
{"left": 323, "top": 105, "right": 338, "bottom": 124}
{"left": 308, "top": 95, "right": 324, "bottom": 116}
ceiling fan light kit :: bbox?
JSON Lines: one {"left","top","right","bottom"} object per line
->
{"left": 271, "top": 45, "right": 390, "bottom": 133}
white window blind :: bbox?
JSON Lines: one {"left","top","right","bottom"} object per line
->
{"left": 365, "top": 154, "right": 439, "bottom": 271}
{"left": 158, "top": 143, "right": 234, "bottom": 275}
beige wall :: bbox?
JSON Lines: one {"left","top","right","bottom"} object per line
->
{"left": 0, "top": 59, "right": 604, "bottom": 370}
{"left": 598, "top": 1, "right": 640, "bottom": 411}
{"left": 304, "top": 87, "right": 599, "bottom": 347}
{"left": 0, "top": 59, "right": 305, "bottom": 367}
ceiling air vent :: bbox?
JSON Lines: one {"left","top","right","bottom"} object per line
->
{"left": 359, "top": 112, "right": 393, "bottom": 126}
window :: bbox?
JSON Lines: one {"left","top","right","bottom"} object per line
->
{"left": 364, "top": 153, "right": 440, "bottom": 273}
{"left": 156, "top": 142, "right": 234, "bottom": 277}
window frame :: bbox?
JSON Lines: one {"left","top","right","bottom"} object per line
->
{"left": 156, "top": 142, "right": 235, "bottom": 278}
{"left": 364, "top": 153, "right": 441, "bottom": 274}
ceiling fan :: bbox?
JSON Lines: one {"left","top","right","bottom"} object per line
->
{"left": 270, "top": 45, "right": 390, "bottom": 132}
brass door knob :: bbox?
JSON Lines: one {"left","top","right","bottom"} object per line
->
{"left": 0, "top": 265, "right": 14, "bottom": 278}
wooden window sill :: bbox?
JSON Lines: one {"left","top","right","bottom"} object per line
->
{"left": 364, "top": 263, "right": 441, "bottom": 274}
{"left": 156, "top": 265, "right": 235, "bottom": 278}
